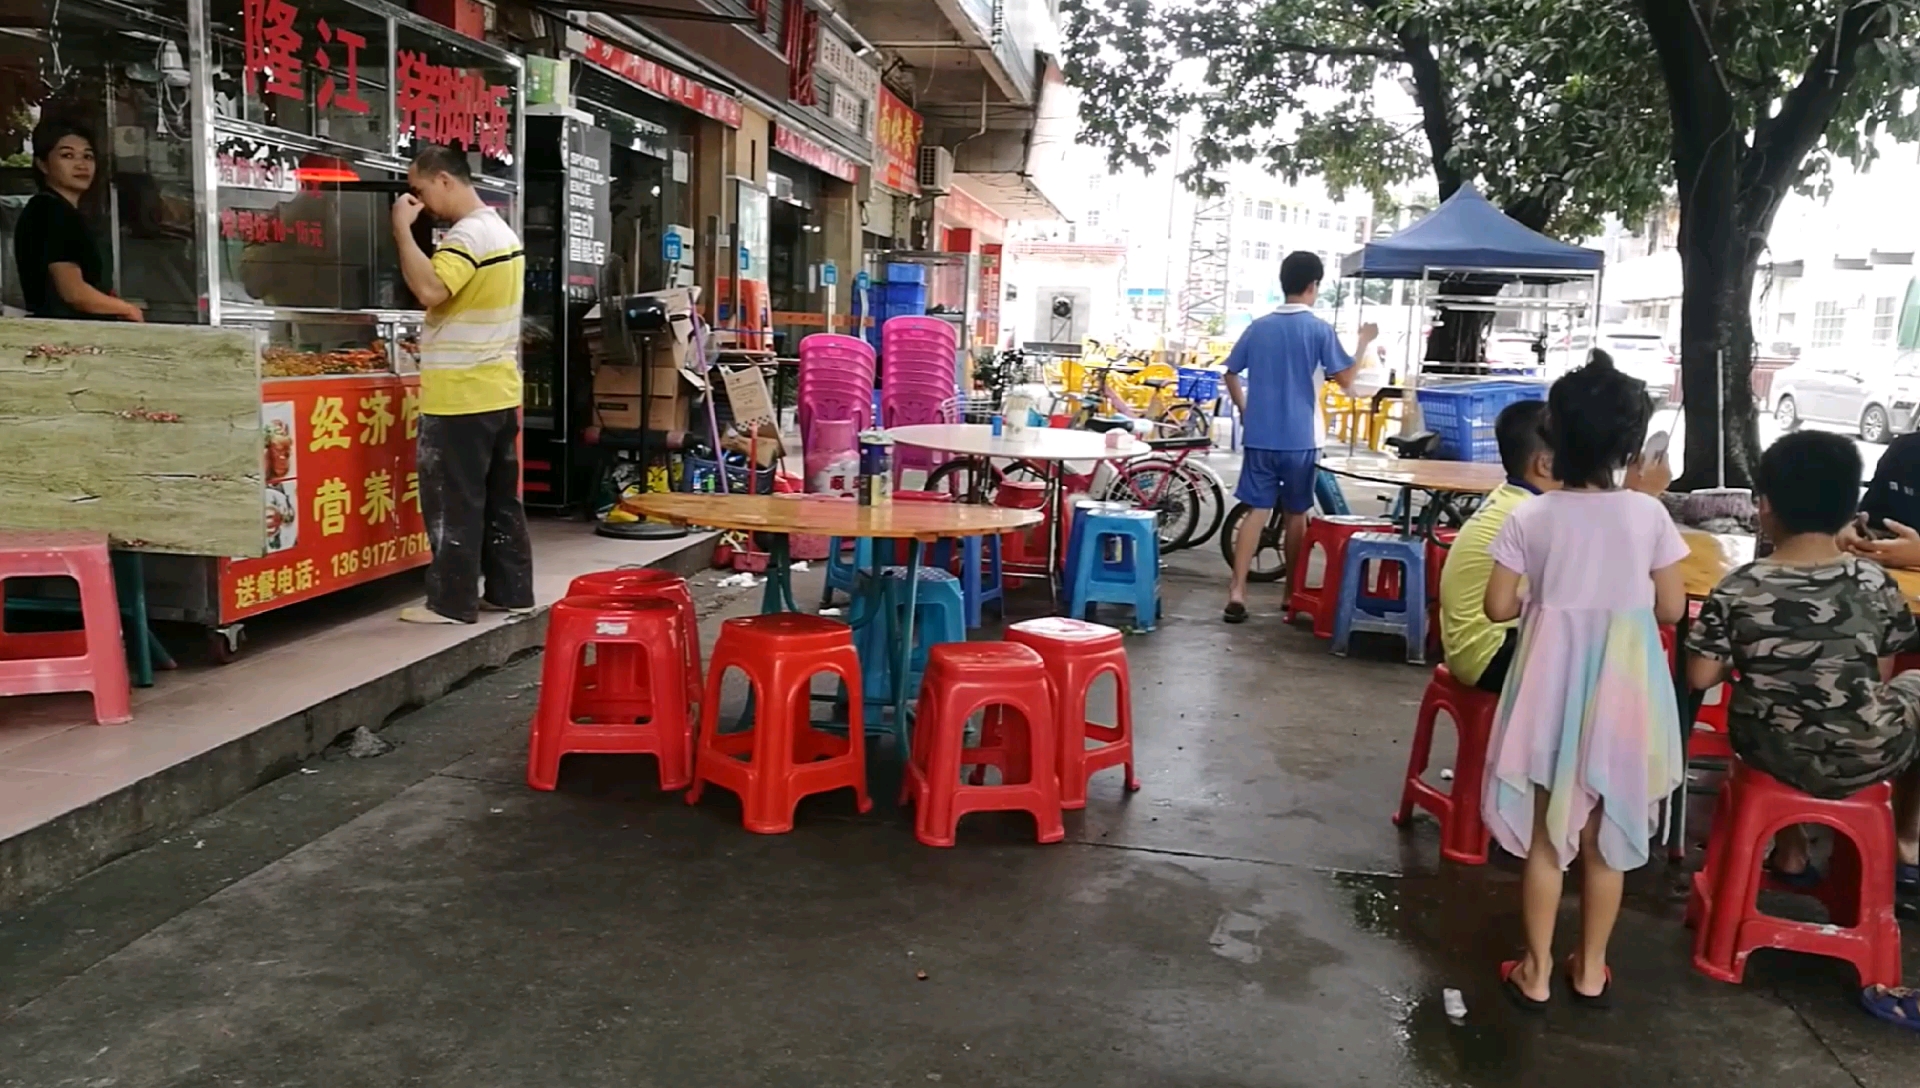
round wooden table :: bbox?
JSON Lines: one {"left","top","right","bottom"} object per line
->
{"left": 1679, "top": 529, "right": 1920, "bottom": 611}
{"left": 1317, "top": 455, "right": 1505, "bottom": 536}
{"left": 623, "top": 492, "right": 1043, "bottom": 724}
{"left": 886, "top": 423, "right": 1152, "bottom": 589}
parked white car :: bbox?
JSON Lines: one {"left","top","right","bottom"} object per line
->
{"left": 1770, "top": 349, "right": 1920, "bottom": 444}
{"left": 1551, "top": 327, "right": 1678, "bottom": 399}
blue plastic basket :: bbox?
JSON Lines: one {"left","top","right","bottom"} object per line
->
{"left": 882, "top": 283, "right": 928, "bottom": 311}
{"left": 885, "top": 263, "right": 928, "bottom": 286}
{"left": 1414, "top": 381, "right": 1547, "bottom": 462}
{"left": 1178, "top": 367, "right": 1222, "bottom": 403}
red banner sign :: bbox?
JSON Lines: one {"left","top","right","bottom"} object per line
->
{"left": 219, "top": 375, "right": 430, "bottom": 623}
{"left": 978, "top": 242, "right": 1003, "bottom": 347}
{"left": 773, "top": 124, "right": 859, "bottom": 183}
{"left": 940, "top": 183, "right": 1006, "bottom": 239}
{"left": 395, "top": 49, "right": 511, "bottom": 160}
{"left": 577, "top": 33, "right": 743, "bottom": 128}
{"left": 875, "top": 89, "right": 921, "bottom": 195}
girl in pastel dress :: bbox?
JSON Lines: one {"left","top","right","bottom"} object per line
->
{"left": 1481, "top": 354, "right": 1689, "bottom": 1009}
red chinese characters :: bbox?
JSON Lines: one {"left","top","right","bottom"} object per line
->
{"left": 395, "top": 50, "right": 510, "bottom": 160}
{"left": 243, "top": 0, "right": 304, "bottom": 99}
{"left": 313, "top": 19, "right": 371, "bottom": 114}
{"left": 221, "top": 209, "right": 326, "bottom": 249}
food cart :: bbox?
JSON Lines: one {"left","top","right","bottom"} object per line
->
{"left": 0, "top": 0, "right": 523, "bottom": 657}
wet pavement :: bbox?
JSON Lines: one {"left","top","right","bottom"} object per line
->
{"left": 3, "top": 547, "right": 1919, "bottom": 1087}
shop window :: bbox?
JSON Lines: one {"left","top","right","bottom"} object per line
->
{"left": 209, "top": 0, "right": 391, "bottom": 156}
{"left": 1256, "top": 200, "right": 1274, "bottom": 220}
{"left": 393, "top": 24, "right": 519, "bottom": 185}
{"left": 0, "top": 0, "right": 204, "bottom": 322}
{"left": 1318, "top": 211, "right": 1331, "bottom": 229}
{"left": 1874, "top": 295, "right": 1897, "bottom": 345}
{"left": 1812, "top": 300, "right": 1846, "bottom": 348}
{"left": 1253, "top": 241, "right": 1270, "bottom": 261}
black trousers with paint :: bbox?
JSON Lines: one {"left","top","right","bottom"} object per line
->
{"left": 417, "top": 407, "right": 534, "bottom": 622}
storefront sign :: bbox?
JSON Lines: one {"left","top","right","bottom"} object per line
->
{"left": 240, "top": 0, "right": 511, "bottom": 159}
{"left": 219, "top": 375, "right": 429, "bottom": 622}
{"left": 772, "top": 124, "right": 859, "bottom": 183}
{"left": 940, "top": 183, "right": 1006, "bottom": 238}
{"left": 565, "top": 123, "right": 612, "bottom": 299}
{"left": 874, "top": 89, "right": 921, "bottom": 195}
{"left": 217, "top": 152, "right": 297, "bottom": 193}
{"left": 574, "top": 32, "right": 743, "bottom": 128}
{"left": 978, "top": 243, "right": 1003, "bottom": 347}
{"left": 815, "top": 31, "right": 878, "bottom": 101}
{"left": 221, "top": 209, "right": 328, "bottom": 249}
{"left": 828, "top": 83, "right": 867, "bottom": 136}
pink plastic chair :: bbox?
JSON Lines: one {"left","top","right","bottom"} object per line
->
{"left": 800, "top": 334, "right": 876, "bottom": 389}
{"left": 0, "top": 530, "right": 131, "bottom": 724}
{"left": 881, "top": 318, "right": 958, "bottom": 399}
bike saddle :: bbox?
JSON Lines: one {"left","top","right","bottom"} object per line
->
{"left": 1384, "top": 431, "right": 1440, "bottom": 459}
{"left": 1146, "top": 435, "right": 1211, "bottom": 451}
{"left": 1086, "top": 416, "right": 1133, "bottom": 433}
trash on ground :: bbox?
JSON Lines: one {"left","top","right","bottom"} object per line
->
{"left": 717, "top": 572, "right": 760, "bottom": 588}
{"left": 791, "top": 561, "right": 810, "bottom": 572}
{"left": 820, "top": 607, "right": 844, "bottom": 616}
{"left": 1443, "top": 988, "right": 1467, "bottom": 1021}
{"left": 346, "top": 726, "right": 394, "bottom": 759}
{"left": 1440, "top": 768, "right": 1454, "bottom": 781}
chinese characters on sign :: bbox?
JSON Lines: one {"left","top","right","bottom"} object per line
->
{"left": 874, "top": 89, "right": 922, "bottom": 195}
{"left": 573, "top": 32, "right": 743, "bottom": 128}
{"left": 772, "top": 125, "right": 859, "bottom": 184}
{"left": 217, "top": 153, "right": 297, "bottom": 193}
{"left": 220, "top": 375, "right": 430, "bottom": 621}
{"left": 565, "top": 124, "right": 613, "bottom": 298}
{"left": 395, "top": 49, "right": 511, "bottom": 160}
{"left": 220, "top": 208, "right": 327, "bottom": 248}
{"left": 243, "top": 0, "right": 370, "bottom": 113}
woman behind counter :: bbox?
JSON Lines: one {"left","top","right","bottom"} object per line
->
{"left": 14, "top": 119, "right": 141, "bottom": 322}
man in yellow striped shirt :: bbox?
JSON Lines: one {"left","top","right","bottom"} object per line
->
{"left": 391, "top": 144, "right": 533, "bottom": 624}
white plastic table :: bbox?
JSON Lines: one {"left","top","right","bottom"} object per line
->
{"left": 885, "top": 423, "right": 1153, "bottom": 593}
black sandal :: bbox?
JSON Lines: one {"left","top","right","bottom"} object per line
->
{"left": 1500, "top": 960, "right": 1549, "bottom": 1013}
{"left": 1223, "top": 601, "right": 1248, "bottom": 624}
{"left": 1564, "top": 955, "right": 1612, "bottom": 1009}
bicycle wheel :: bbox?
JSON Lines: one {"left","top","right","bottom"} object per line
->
{"left": 1179, "top": 459, "right": 1227, "bottom": 550}
{"left": 1220, "top": 502, "right": 1287, "bottom": 582}
{"left": 1107, "top": 460, "right": 1202, "bottom": 552}
{"left": 924, "top": 457, "right": 1004, "bottom": 503}
{"left": 1161, "top": 400, "right": 1212, "bottom": 440}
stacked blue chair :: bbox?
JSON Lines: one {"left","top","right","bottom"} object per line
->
{"left": 822, "top": 537, "right": 877, "bottom": 607}
{"left": 849, "top": 566, "right": 968, "bottom": 749}
{"left": 1330, "top": 532, "right": 1428, "bottom": 665}
{"left": 1066, "top": 507, "right": 1159, "bottom": 631}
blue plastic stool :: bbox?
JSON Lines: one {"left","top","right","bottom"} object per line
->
{"left": 932, "top": 534, "right": 1004, "bottom": 628}
{"left": 1063, "top": 499, "right": 1136, "bottom": 593}
{"left": 1066, "top": 508, "right": 1159, "bottom": 631}
{"left": 821, "top": 537, "right": 878, "bottom": 607}
{"left": 1329, "top": 532, "right": 1427, "bottom": 664}
{"left": 850, "top": 566, "right": 967, "bottom": 748}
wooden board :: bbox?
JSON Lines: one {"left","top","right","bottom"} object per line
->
{"left": 1680, "top": 530, "right": 1920, "bottom": 613}
{"left": 1319, "top": 455, "right": 1506, "bottom": 495}
{"left": 0, "top": 320, "right": 267, "bottom": 557}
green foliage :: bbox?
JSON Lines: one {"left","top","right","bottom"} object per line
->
{"left": 1060, "top": 0, "right": 1672, "bottom": 237}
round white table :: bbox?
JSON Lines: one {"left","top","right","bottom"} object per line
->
{"left": 884, "top": 423, "right": 1151, "bottom": 463}
{"left": 885, "top": 423, "right": 1154, "bottom": 594}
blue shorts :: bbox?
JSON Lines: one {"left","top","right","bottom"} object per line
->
{"left": 1234, "top": 449, "right": 1320, "bottom": 514}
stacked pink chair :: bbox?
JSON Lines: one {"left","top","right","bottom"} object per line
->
{"left": 879, "top": 317, "right": 960, "bottom": 485}
{"left": 798, "top": 334, "right": 877, "bottom": 491}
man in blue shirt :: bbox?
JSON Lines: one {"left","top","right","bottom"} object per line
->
{"left": 1222, "top": 251, "right": 1377, "bottom": 623}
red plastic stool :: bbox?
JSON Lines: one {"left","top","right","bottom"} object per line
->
{"left": 567, "top": 569, "right": 701, "bottom": 717}
{"left": 995, "top": 479, "right": 1050, "bottom": 566}
{"left": 1393, "top": 664, "right": 1496, "bottom": 864}
{"left": 0, "top": 531, "right": 131, "bottom": 724}
{"left": 1685, "top": 763, "right": 1902, "bottom": 987}
{"left": 901, "top": 642, "right": 1065, "bottom": 847}
{"left": 689, "top": 613, "right": 871, "bottom": 833}
{"left": 527, "top": 597, "right": 691, "bottom": 792}
{"left": 1005, "top": 617, "right": 1140, "bottom": 809}
{"left": 1288, "top": 515, "right": 1394, "bottom": 639}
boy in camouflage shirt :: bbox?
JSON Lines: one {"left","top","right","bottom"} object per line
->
{"left": 1688, "top": 431, "right": 1920, "bottom": 889}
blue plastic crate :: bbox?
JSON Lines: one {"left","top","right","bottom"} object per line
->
{"left": 1178, "top": 367, "right": 1222, "bottom": 403}
{"left": 881, "top": 283, "right": 928, "bottom": 311}
{"left": 885, "top": 263, "right": 928, "bottom": 285}
{"left": 1414, "top": 381, "right": 1547, "bottom": 462}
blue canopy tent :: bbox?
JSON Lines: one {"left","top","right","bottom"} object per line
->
{"left": 1338, "top": 185, "right": 1604, "bottom": 280}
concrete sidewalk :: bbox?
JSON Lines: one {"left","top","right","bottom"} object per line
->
{"left": 1, "top": 549, "right": 1916, "bottom": 1087}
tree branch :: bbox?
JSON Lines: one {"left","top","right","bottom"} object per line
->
{"left": 1395, "top": 28, "right": 1462, "bottom": 198}
{"left": 1265, "top": 39, "right": 1406, "bottom": 61}
{"left": 1743, "top": 0, "right": 1894, "bottom": 206}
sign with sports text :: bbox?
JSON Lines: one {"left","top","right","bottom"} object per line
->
{"left": 571, "top": 31, "right": 744, "bottom": 128}
{"left": 219, "top": 374, "right": 430, "bottom": 622}
{"left": 772, "top": 124, "right": 860, "bottom": 183}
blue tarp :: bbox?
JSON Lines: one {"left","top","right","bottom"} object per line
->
{"left": 1339, "top": 185, "right": 1604, "bottom": 280}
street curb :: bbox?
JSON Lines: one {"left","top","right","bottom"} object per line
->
{"left": 0, "top": 534, "right": 715, "bottom": 911}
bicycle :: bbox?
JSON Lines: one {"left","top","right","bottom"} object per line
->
{"left": 924, "top": 433, "right": 1224, "bottom": 553}
{"left": 1065, "top": 364, "right": 1212, "bottom": 441}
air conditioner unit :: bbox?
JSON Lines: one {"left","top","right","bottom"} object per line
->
{"left": 917, "top": 145, "right": 954, "bottom": 193}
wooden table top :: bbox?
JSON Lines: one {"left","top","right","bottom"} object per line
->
{"left": 621, "top": 493, "right": 1044, "bottom": 541}
{"left": 1678, "top": 529, "right": 1920, "bottom": 611}
{"left": 885, "top": 423, "right": 1150, "bottom": 462}
{"left": 1318, "top": 455, "right": 1507, "bottom": 494}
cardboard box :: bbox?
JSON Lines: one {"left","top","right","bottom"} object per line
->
{"left": 593, "top": 364, "right": 686, "bottom": 397}
{"left": 590, "top": 393, "right": 687, "bottom": 432}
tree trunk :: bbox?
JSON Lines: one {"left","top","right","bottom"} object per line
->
{"left": 1673, "top": 224, "right": 1764, "bottom": 489}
